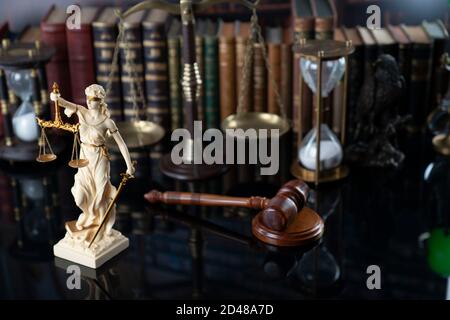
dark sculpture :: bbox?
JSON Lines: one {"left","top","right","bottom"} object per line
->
{"left": 346, "top": 54, "right": 410, "bottom": 168}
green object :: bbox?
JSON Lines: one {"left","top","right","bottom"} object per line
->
{"left": 428, "top": 228, "right": 450, "bottom": 277}
{"left": 204, "top": 36, "right": 219, "bottom": 129}
{"left": 168, "top": 36, "right": 183, "bottom": 131}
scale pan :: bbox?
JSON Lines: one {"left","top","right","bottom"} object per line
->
{"left": 106, "top": 121, "right": 165, "bottom": 150}
{"left": 68, "top": 159, "right": 89, "bottom": 168}
{"left": 221, "top": 112, "right": 290, "bottom": 139}
{"left": 36, "top": 154, "right": 57, "bottom": 163}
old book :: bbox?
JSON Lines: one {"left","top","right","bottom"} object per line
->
{"left": 167, "top": 19, "right": 182, "bottom": 131}
{"left": 266, "top": 26, "right": 283, "bottom": 115}
{"left": 93, "top": 7, "right": 123, "bottom": 121}
{"left": 311, "top": 0, "right": 336, "bottom": 40}
{"left": 120, "top": 10, "right": 146, "bottom": 121}
{"left": 281, "top": 27, "right": 293, "bottom": 124}
{"left": 235, "top": 21, "right": 252, "bottom": 112}
{"left": 0, "top": 22, "right": 8, "bottom": 140}
{"left": 66, "top": 7, "right": 98, "bottom": 106}
{"left": 357, "top": 26, "right": 377, "bottom": 81}
{"left": 401, "top": 24, "right": 434, "bottom": 129}
{"left": 388, "top": 24, "right": 412, "bottom": 116}
{"left": 218, "top": 22, "right": 236, "bottom": 121}
{"left": 195, "top": 19, "right": 207, "bottom": 122}
{"left": 422, "top": 20, "right": 449, "bottom": 109}
{"left": 342, "top": 27, "right": 364, "bottom": 144}
{"left": 332, "top": 27, "right": 345, "bottom": 137}
{"left": 371, "top": 28, "right": 398, "bottom": 59}
{"left": 203, "top": 20, "right": 220, "bottom": 129}
{"left": 253, "top": 41, "right": 267, "bottom": 113}
{"left": 19, "top": 26, "right": 50, "bottom": 119}
{"left": 143, "top": 9, "right": 170, "bottom": 131}
{"left": 291, "top": 0, "right": 315, "bottom": 148}
{"left": 311, "top": 0, "right": 336, "bottom": 129}
{"left": 40, "top": 6, "right": 72, "bottom": 100}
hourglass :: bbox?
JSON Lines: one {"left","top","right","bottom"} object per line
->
{"left": 0, "top": 40, "right": 57, "bottom": 162}
{"left": 291, "top": 39, "right": 354, "bottom": 186}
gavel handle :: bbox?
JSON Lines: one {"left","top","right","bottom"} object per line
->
{"left": 144, "top": 191, "right": 269, "bottom": 210}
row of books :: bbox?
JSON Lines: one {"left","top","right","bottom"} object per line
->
{"left": 1, "top": 2, "right": 448, "bottom": 167}
{"left": 26, "top": 1, "right": 338, "bottom": 131}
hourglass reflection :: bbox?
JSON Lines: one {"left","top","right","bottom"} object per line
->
{"left": 291, "top": 40, "right": 354, "bottom": 185}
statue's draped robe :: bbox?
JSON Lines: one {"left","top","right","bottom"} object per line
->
{"left": 71, "top": 110, "right": 116, "bottom": 238}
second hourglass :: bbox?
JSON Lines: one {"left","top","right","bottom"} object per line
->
{"left": 291, "top": 39, "right": 354, "bottom": 186}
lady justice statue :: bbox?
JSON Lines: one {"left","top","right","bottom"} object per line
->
{"left": 50, "top": 84, "right": 135, "bottom": 268}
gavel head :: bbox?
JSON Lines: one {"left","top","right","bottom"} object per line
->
{"left": 260, "top": 180, "right": 309, "bottom": 231}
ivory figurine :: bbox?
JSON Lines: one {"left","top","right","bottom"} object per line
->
{"left": 52, "top": 84, "right": 135, "bottom": 268}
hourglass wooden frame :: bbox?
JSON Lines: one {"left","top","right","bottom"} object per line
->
{"left": 290, "top": 39, "right": 354, "bottom": 186}
{"left": 36, "top": 83, "right": 88, "bottom": 168}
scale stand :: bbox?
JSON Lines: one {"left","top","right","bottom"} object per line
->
{"left": 121, "top": 0, "right": 263, "bottom": 181}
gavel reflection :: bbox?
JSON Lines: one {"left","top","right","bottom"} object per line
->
{"left": 145, "top": 180, "right": 324, "bottom": 247}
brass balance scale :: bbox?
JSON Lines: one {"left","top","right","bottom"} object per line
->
{"left": 36, "top": 83, "right": 88, "bottom": 167}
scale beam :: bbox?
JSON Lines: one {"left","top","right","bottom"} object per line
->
{"left": 36, "top": 118, "right": 79, "bottom": 133}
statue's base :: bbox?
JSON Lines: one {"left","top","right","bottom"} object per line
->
{"left": 53, "top": 226, "right": 129, "bottom": 269}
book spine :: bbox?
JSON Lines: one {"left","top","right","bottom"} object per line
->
{"left": 314, "top": 18, "right": 334, "bottom": 40}
{"left": 429, "top": 38, "right": 447, "bottom": 109}
{"left": 280, "top": 43, "right": 292, "bottom": 122}
{"left": 363, "top": 44, "right": 378, "bottom": 81}
{"left": 314, "top": 18, "right": 334, "bottom": 129}
{"left": 66, "top": 23, "right": 96, "bottom": 106}
{"left": 346, "top": 45, "right": 364, "bottom": 144}
{"left": 397, "top": 43, "right": 411, "bottom": 116}
{"left": 120, "top": 24, "right": 145, "bottom": 121}
{"left": 0, "top": 69, "right": 13, "bottom": 146}
{"left": 143, "top": 22, "right": 170, "bottom": 131}
{"left": 204, "top": 36, "right": 220, "bottom": 129}
{"left": 408, "top": 43, "right": 433, "bottom": 129}
{"left": 195, "top": 34, "right": 204, "bottom": 121}
{"left": 253, "top": 42, "right": 267, "bottom": 112}
{"left": 292, "top": 18, "right": 314, "bottom": 150}
{"left": 219, "top": 36, "right": 236, "bottom": 120}
{"left": 38, "top": 67, "right": 50, "bottom": 119}
{"left": 268, "top": 43, "right": 282, "bottom": 114}
{"left": 168, "top": 37, "right": 183, "bottom": 131}
{"left": 236, "top": 36, "right": 252, "bottom": 112}
{"left": 40, "top": 20, "right": 72, "bottom": 101}
{"left": 93, "top": 23, "right": 123, "bottom": 121}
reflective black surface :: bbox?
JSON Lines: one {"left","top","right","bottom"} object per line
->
{"left": 0, "top": 132, "right": 449, "bottom": 300}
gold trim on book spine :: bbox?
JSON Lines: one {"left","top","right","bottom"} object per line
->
{"left": 1, "top": 100, "right": 8, "bottom": 114}
{"left": 146, "top": 62, "right": 167, "bottom": 70}
{"left": 97, "top": 76, "right": 120, "bottom": 82}
{"left": 146, "top": 107, "right": 169, "bottom": 113}
{"left": 119, "top": 42, "right": 143, "bottom": 49}
{"left": 146, "top": 95, "right": 168, "bottom": 101}
{"left": 94, "top": 41, "right": 116, "bottom": 48}
{"left": 121, "top": 76, "right": 144, "bottom": 82}
{"left": 143, "top": 40, "right": 165, "bottom": 47}
{"left": 145, "top": 74, "right": 168, "bottom": 81}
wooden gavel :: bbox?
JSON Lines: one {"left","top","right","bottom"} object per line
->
{"left": 145, "top": 180, "right": 324, "bottom": 247}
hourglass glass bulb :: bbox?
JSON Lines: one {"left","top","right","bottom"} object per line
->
{"left": 6, "top": 70, "right": 39, "bottom": 142}
{"left": 298, "top": 124, "right": 343, "bottom": 170}
{"left": 300, "top": 57, "right": 346, "bottom": 97}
